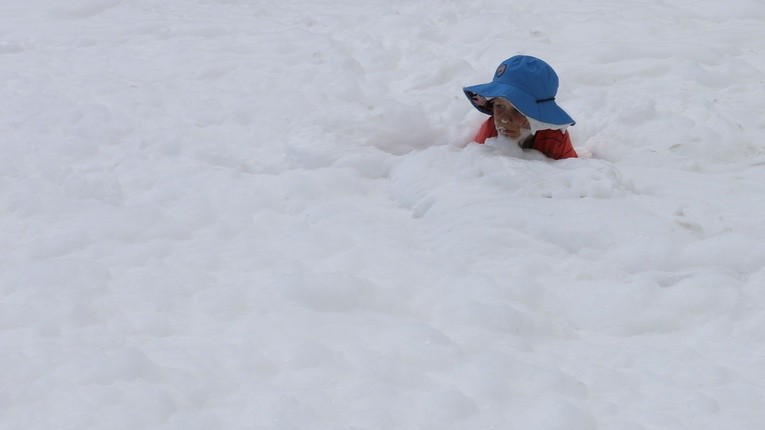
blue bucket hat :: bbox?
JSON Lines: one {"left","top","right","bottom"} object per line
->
{"left": 464, "top": 55, "right": 575, "bottom": 126}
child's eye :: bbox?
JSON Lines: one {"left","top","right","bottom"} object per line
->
{"left": 494, "top": 104, "right": 505, "bottom": 111}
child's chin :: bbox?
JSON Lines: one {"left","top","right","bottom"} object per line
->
{"left": 496, "top": 127, "right": 519, "bottom": 139}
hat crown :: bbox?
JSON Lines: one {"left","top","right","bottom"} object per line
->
{"left": 463, "top": 55, "right": 574, "bottom": 126}
{"left": 493, "top": 56, "right": 559, "bottom": 100}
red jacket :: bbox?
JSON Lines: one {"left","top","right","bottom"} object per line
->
{"left": 474, "top": 118, "right": 577, "bottom": 160}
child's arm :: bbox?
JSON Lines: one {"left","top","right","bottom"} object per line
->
{"left": 532, "top": 129, "right": 578, "bottom": 159}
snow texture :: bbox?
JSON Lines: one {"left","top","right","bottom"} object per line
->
{"left": 2, "top": 0, "right": 765, "bottom": 429}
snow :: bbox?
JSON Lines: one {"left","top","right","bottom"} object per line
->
{"left": 2, "top": 0, "right": 765, "bottom": 428}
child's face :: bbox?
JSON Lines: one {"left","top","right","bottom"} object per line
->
{"left": 491, "top": 98, "right": 530, "bottom": 139}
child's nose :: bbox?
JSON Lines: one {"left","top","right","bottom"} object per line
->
{"left": 499, "top": 113, "right": 515, "bottom": 124}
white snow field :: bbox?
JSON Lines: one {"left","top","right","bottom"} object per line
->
{"left": 2, "top": 0, "right": 765, "bottom": 428}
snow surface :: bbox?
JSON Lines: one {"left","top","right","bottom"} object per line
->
{"left": 2, "top": 0, "right": 765, "bottom": 429}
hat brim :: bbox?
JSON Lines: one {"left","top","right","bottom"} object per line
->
{"left": 464, "top": 82, "right": 575, "bottom": 126}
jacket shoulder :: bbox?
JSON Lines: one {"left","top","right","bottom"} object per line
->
{"left": 474, "top": 117, "right": 497, "bottom": 144}
{"left": 532, "top": 129, "right": 577, "bottom": 159}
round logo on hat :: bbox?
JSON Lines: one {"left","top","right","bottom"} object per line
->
{"left": 495, "top": 64, "right": 506, "bottom": 78}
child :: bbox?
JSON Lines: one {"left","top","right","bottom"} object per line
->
{"left": 464, "top": 55, "right": 577, "bottom": 159}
